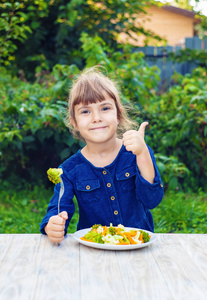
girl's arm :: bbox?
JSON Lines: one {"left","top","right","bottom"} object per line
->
{"left": 40, "top": 169, "right": 75, "bottom": 238}
{"left": 123, "top": 122, "right": 155, "bottom": 183}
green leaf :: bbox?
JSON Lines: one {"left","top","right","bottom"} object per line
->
{"left": 40, "top": 108, "right": 60, "bottom": 120}
{"left": 157, "top": 162, "right": 166, "bottom": 174}
{"left": 6, "top": 105, "right": 18, "bottom": 115}
{"left": 36, "top": 129, "right": 53, "bottom": 143}
{"left": 23, "top": 136, "right": 35, "bottom": 143}
{"left": 168, "top": 177, "right": 178, "bottom": 190}
{"left": 60, "top": 148, "right": 71, "bottom": 160}
{"left": 64, "top": 135, "right": 75, "bottom": 147}
{"left": 52, "top": 81, "right": 65, "bottom": 93}
{"left": 204, "top": 126, "right": 207, "bottom": 137}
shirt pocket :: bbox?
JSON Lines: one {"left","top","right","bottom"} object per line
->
{"left": 116, "top": 166, "right": 136, "bottom": 191}
{"left": 76, "top": 179, "right": 101, "bottom": 204}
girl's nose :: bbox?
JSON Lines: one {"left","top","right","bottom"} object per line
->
{"left": 92, "top": 111, "right": 102, "bottom": 122}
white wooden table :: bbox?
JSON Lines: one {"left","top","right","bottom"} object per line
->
{"left": 0, "top": 233, "right": 206, "bottom": 300}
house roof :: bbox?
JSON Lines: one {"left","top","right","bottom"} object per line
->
{"left": 162, "top": 5, "right": 201, "bottom": 22}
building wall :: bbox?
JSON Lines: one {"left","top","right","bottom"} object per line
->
{"left": 119, "top": 6, "right": 195, "bottom": 47}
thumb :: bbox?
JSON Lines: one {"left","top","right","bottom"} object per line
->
{"left": 138, "top": 122, "right": 149, "bottom": 137}
{"left": 59, "top": 211, "right": 68, "bottom": 221}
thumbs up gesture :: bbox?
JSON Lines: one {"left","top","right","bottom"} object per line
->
{"left": 122, "top": 122, "right": 149, "bottom": 156}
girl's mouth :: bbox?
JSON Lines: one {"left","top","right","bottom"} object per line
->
{"left": 90, "top": 126, "right": 107, "bottom": 130}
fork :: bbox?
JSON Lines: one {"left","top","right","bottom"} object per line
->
{"left": 58, "top": 177, "right": 64, "bottom": 215}
{"left": 55, "top": 177, "right": 64, "bottom": 246}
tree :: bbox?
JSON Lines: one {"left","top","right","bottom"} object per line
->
{"left": 0, "top": 0, "right": 50, "bottom": 67}
{"left": 1, "top": 0, "right": 162, "bottom": 79}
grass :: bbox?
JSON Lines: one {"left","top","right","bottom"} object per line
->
{"left": 0, "top": 184, "right": 79, "bottom": 234}
{"left": 0, "top": 184, "right": 206, "bottom": 234}
{"left": 152, "top": 189, "right": 207, "bottom": 233}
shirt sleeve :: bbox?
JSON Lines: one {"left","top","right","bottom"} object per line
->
{"left": 135, "top": 146, "right": 164, "bottom": 209}
{"left": 39, "top": 167, "right": 75, "bottom": 235}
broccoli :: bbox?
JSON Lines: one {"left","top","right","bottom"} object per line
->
{"left": 92, "top": 224, "right": 102, "bottom": 230}
{"left": 140, "top": 230, "right": 150, "bottom": 243}
{"left": 47, "top": 168, "right": 63, "bottom": 184}
{"left": 108, "top": 226, "right": 117, "bottom": 235}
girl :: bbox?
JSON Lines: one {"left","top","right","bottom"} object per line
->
{"left": 40, "top": 67, "right": 163, "bottom": 243}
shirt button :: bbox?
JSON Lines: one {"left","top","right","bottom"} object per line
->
{"left": 114, "top": 210, "right": 118, "bottom": 215}
{"left": 107, "top": 183, "right": 111, "bottom": 187}
{"left": 86, "top": 185, "right": 90, "bottom": 190}
{"left": 125, "top": 172, "right": 130, "bottom": 177}
{"left": 111, "top": 196, "right": 115, "bottom": 200}
{"left": 103, "top": 170, "right": 107, "bottom": 175}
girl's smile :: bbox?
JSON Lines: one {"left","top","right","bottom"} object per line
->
{"left": 90, "top": 126, "right": 107, "bottom": 130}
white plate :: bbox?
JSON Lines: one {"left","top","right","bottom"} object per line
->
{"left": 73, "top": 227, "right": 156, "bottom": 250}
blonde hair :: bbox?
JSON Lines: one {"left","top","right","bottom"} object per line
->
{"left": 66, "top": 66, "right": 136, "bottom": 140}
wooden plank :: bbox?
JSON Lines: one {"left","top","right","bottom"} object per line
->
{"left": 0, "top": 234, "right": 80, "bottom": 300}
{"left": 185, "top": 37, "right": 193, "bottom": 49}
{"left": 178, "top": 234, "right": 207, "bottom": 278}
{"left": 136, "top": 47, "right": 146, "bottom": 54}
{"left": 0, "top": 234, "right": 46, "bottom": 300}
{"left": 1, "top": 234, "right": 207, "bottom": 300}
{"left": 0, "top": 234, "right": 14, "bottom": 264}
{"left": 174, "top": 62, "right": 183, "bottom": 74}
{"left": 163, "top": 61, "right": 173, "bottom": 83}
{"left": 175, "top": 46, "right": 182, "bottom": 52}
{"left": 193, "top": 37, "right": 202, "bottom": 50}
{"left": 185, "top": 37, "right": 202, "bottom": 50}
{"left": 115, "top": 242, "right": 175, "bottom": 300}
{"left": 33, "top": 234, "right": 80, "bottom": 300}
{"left": 145, "top": 46, "right": 155, "bottom": 56}
{"left": 151, "top": 234, "right": 207, "bottom": 300}
{"left": 79, "top": 244, "right": 127, "bottom": 300}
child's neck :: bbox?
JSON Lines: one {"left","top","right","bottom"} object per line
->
{"left": 81, "top": 138, "right": 122, "bottom": 168}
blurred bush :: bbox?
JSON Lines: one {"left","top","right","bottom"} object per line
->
{"left": 145, "top": 67, "right": 207, "bottom": 189}
{"left": 0, "top": 64, "right": 83, "bottom": 187}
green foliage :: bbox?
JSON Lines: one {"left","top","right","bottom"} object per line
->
{"left": 195, "top": 11, "right": 207, "bottom": 40}
{"left": 145, "top": 67, "right": 207, "bottom": 189}
{"left": 169, "top": 48, "right": 207, "bottom": 68}
{"left": 152, "top": 190, "right": 207, "bottom": 233}
{"left": 0, "top": 184, "right": 79, "bottom": 234}
{"left": 0, "top": 0, "right": 50, "bottom": 66}
{"left": 155, "top": 154, "right": 190, "bottom": 190}
{"left": 0, "top": 64, "right": 83, "bottom": 185}
{"left": 0, "top": 0, "right": 163, "bottom": 79}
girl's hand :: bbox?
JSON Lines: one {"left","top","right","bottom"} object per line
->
{"left": 122, "top": 122, "right": 149, "bottom": 156}
{"left": 123, "top": 122, "right": 155, "bottom": 183}
{"left": 45, "top": 211, "right": 68, "bottom": 243}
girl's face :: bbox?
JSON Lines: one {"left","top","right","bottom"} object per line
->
{"left": 72, "top": 96, "right": 119, "bottom": 145}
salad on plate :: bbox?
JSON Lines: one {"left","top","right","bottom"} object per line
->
{"left": 80, "top": 223, "right": 151, "bottom": 245}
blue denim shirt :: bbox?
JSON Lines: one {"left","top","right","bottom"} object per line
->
{"left": 40, "top": 145, "right": 163, "bottom": 234}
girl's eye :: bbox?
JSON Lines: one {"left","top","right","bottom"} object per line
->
{"left": 102, "top": 106, "right": 110, "bottom": 111}
{"left": 81, "top": 110, "right": 90, "bottom": 114}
